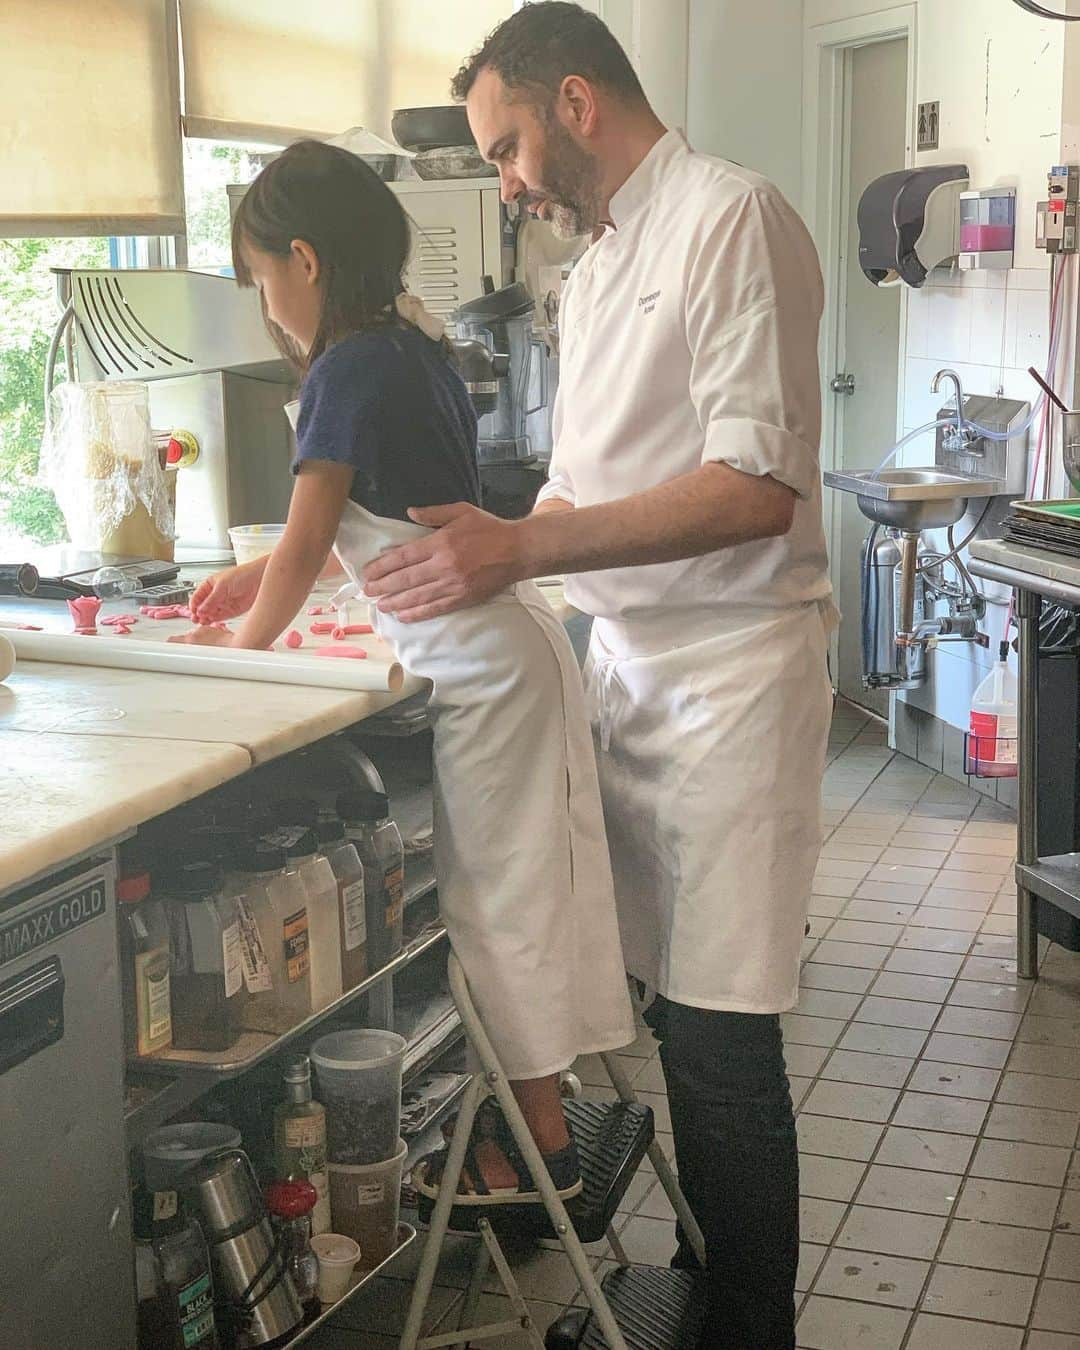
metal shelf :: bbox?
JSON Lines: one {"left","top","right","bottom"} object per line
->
{"left": 404, "top": 1074, "right": 472, "bottom": 1173}
{"left": 1017, "top": 854, "right": 1080, "bottom": 923}
{"left": 129, "top": 921, "right": 449, "bottom": 1078}
{"left": 403, "top": 1010, "right": 464, "bottom": 1083}
{"left": 278, "top": 1222, "right": 418, "bottom": 1349}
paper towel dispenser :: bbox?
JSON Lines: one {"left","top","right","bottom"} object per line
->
{"left": 858, "top": 164, "right": 969, "bottom": 287}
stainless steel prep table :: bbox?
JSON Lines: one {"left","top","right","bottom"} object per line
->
{"left": 969, "top": 537, "right": 1080, "bottom": 979}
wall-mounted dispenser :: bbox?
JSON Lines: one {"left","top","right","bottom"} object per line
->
{"left": 959, "top": 188, "right": 1016, "bottom": 271}
{"left": 858, "top": 164, "right": 969, "bottom": 287}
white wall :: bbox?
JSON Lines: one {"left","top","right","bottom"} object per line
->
{"left": 686, "top": 0, "right": 804, "bottom": 206}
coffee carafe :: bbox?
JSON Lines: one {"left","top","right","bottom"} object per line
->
{"left": 452, "top": 282, "right": 548, "bottom": 465}
{"left": 182, "top": 1149, "right": 304, "bottom": 1348}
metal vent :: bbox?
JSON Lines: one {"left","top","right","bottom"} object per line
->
{"left": 411, "top": 225, "right": 461, "bottom": 316}
{"left": 74, "top": 274, "right": 195, "bottom": 377}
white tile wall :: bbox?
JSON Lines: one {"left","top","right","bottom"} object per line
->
{"left": 895, "top": 264, "right": 1053, "bottom": 735}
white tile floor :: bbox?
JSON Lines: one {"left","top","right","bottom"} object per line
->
{"left": 310, "top": 700, "right": 1080, "bottom": 1349}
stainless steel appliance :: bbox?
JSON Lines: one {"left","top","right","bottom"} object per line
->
{"left": 52, "top": 267, "right": 295, "bottom": 552}
{"left": 452, "top": 282, "right": 547, "bottom": 465}
{"left": 183, "top": 1148, "right": 304, "bottom": 1347}
{"left": 0, "top": 858, "right": 137, "bottom": 1350}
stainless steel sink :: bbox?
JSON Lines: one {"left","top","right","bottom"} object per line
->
{"left": 823, "top": 467, "right": 1004, "bottom": 531}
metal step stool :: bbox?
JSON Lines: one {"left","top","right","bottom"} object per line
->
{"left": 400, "top": 952, "right": 705, "bottom": 1350}
{"left": 546, "top": 1267, "right": 708, "bottom": 1349}
{"left": 417, "top": 1096, "right": 654, "bottom": 1244}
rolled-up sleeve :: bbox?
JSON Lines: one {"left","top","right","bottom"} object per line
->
{"left": 686, "top": 189, "right": 824, "bottom": 500}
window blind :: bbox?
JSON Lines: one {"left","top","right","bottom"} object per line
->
{"left": 0, "top": 0, "right": 183, "bottom": 238}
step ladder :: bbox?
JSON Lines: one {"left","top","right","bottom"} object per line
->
{"left": 399, "top": 951, "right": 706, "bottom": 1350}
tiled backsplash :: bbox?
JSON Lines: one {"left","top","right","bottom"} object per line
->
{"left": 894, "top": 264, "right": 1052, "bottom": 799}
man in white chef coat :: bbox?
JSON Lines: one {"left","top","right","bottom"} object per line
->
{"left": 364, "top": 5, "right": 834, "bottom": 1345}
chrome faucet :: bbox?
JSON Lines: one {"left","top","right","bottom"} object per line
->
{"left": 932, "top": 368, "right": 978, "bottom": 453}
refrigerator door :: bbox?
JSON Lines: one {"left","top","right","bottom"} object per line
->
{"left": 0, "top": 859, "right": 136, "bottom": 1350}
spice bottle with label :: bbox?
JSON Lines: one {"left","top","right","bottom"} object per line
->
{"left": 232, "top": 841, "right": 313, "bottom": 1033}
{"left": 269, "top": 826, "right": 343, "bottom": 1013}
{"left": 337, "top": 790, "right": 404, "bottom": 972}
{"left": 133, "top": 1185, "right": 219, "bottom": 1349}
{"left": 316, "top": 815, "right": 367, "bottom": 992}
{"left": 160, "top": 862, "right": 243, "bottom": 1052}
{"left": 273, "top": 1055, "right": 331, "bottom": 1235}
{"left": 118, "top": 870, "right": 173, "bottom": 1058}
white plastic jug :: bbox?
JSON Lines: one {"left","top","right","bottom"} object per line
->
{"left": 968, "top": 641, "right": 1018, "bottom": 779}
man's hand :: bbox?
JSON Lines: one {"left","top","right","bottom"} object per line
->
{"left": 362, "top": 502, "right": 523, "bottom": 622}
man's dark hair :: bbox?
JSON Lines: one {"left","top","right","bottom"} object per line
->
{"left": 451, "top": 2, "right": 647, "bottom": 107}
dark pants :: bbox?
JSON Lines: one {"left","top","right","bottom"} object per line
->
{"left": 644, "top": 996, "right": 799, "bottom": 1350}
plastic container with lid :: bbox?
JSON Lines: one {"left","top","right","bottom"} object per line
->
{"left": 310, "top": 1028, "right": 406, "bottom": 1165}
{"left": 327, "top": 1137, "right": 406, "bottom": 1269}
{"left": 266, "top": 826, "right": 343, "bottom": 1012}
{"left": 968, "top": 641, "right": 1019, "bottom": 779}
{"left": 142, "top": 1121, "right": 243, "bottom": 1192}
{"left": 337, "top": 791, "right": 404, "bottom": 973}
{"left": 228, "top": 522, "right": 285, "bottom": 565}
{"left": 118, "top": 869, "right": 173, "bottom": 1058}
{"left": 159, "top": 862, "right": 243, "bottom": 1052}
{"left": 317, "top": 815, "right": 368, "bottom": 992}
{"left": 232, "top": 840, "right": 313, "bottom": 1034}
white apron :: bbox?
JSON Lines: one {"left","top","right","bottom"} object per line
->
{"left": 585, "top": 601, "right": 835, "bottom": 1014}
{"left": 334, "top": 500, "right": 635, "bottom": 1078}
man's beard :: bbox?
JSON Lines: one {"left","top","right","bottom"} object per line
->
{"left": 524, "top": 119, "right": 601, "bottom": 239}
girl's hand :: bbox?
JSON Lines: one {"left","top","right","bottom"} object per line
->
{"left": 167, "top": 627, "right": 237, "bottom": 648}
{"left": 189, "top": 559, "right": 266, "bottom": 624}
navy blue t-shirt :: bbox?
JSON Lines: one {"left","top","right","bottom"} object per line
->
{"left": 293, "top": 323, "right": 480, "bottom": 521}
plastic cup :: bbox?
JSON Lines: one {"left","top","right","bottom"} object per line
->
{"left": 228, "top": 523, "right": 285, "bottom": 564}
{"left": 311, "top": 1232, "right": 361, "bottom": 1303}
{"left": 310, "top": 1029, "right": 406, "bottom": 1164}
{"left": 328, "top": 1138, "right": 407, "bottom": 1268}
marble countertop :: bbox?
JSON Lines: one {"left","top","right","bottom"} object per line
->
{"left": 968, "top": 538, "right": 1080, "bottom": 604}
{"left": 0, "top": 593, "right": 422, "bottom": 896}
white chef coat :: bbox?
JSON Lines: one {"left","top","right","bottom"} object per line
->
{"left": 537, "top": 131, "right": 835, "bottom": 1013}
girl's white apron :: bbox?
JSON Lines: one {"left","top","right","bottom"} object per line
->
{"left": 333, "top": 499, "right": 634, "bottom": 1078}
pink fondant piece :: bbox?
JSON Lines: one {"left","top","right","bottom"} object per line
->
{"left": 309, "top": 621, "right": 336, "bottom": 635}
{"left": 113, "top": 625, "right": 133, "bottom": 635}
{"left": 307, "top": 605, "right": 327, "bottom": 616}
{"left": 313, "top": 645, "right": 367, "bottom": 659}
{"left": 284, "top": 629, "right": 303, "bottom": 649}
{"left": 337, "top": 623, "right": 373, "bottom": 636}
{"left": 67, "top": 596, "right": 102, "bottom": 631}
{"left": 101, "top": 614, "right": 139, "bottom": 626}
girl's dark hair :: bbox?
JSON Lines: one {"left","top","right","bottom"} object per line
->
{"left": 232, "top": 139, "right": 411, "bottom": 370}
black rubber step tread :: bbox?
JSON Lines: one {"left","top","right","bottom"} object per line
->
{"left": 418, "top": 1096, "right": 654, "bottom": 1241}
{"left": 545, "top": 1266, "right": 708, "bottom": 1350}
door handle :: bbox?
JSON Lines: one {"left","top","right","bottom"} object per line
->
{"left": 831, "top": 373, "right": 856, "bottom": 395}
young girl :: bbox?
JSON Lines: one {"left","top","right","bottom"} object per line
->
{"left": 174, "top": 140, "right": 634, "bottom": 1204}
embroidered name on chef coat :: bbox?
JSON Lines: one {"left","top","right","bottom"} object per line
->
{"left": 638, "top": 289, "right": 661, "bottom": 314}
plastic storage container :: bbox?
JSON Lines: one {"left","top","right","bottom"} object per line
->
{"left": 338, "top": 790, "right": 404, "bottom": 973}
{"left": 270, "top": 826, "right": 344, "bottom": 1012}
{"left": 160, "top": 863, "right": 243, "bottom": 1052}
{"left": 118, "top": 869, "right": 173, "bottom": 1058}
{"left": 228, "top": 523, "right": 285, "bottom": 565}
{"left": 327, "top": 1138, "right": 407, "bottom": 1268}
{"left": 232, "top": 840, "right": 313, "bottom": 1034}
{"left": 317, "top": 815, "right": 368, "bottom": 991}
{"left": 310, "top": 1028, "right": 406, "bottom": 1164}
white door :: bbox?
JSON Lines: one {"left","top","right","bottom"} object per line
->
{"left": 833, "top": 38, "right": 908, "bottom": 714}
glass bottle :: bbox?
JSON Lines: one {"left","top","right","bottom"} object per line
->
{"left": 272, "top": 1056, "right": 331, "bottom": 1236}
{"left": 337, "top": 790, "right": 404, "bottom": 972}
{"left": 316, "top": 815, "right": 367, "bottom": 992}
{"left": 264, "top": 1178, "right": 320, "bottom": 1321}
{"left": 233, "top": 840, "right": 313, "bottom": 1033}
{"left": 133, "top": 1185, "right": 219, "bottom": 1349}
{"left": 269, "top": 826, "right": 343, "bottom": 1012}
{"left": 118, "top": 869, "right": 173, "bottom": 1057}
{"left": 159, "top": 862, "right": 242, "bottom": 1052}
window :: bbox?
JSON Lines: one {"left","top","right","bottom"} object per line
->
{"left": 0, "top": 236, "right": 109, "bottom": 553}
{"left": 183, "top": 138, "right": 280, "bottom": 271}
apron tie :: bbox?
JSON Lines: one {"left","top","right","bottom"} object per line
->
{"left": 593, "top": 652, "right": 622, "bottom": 753}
